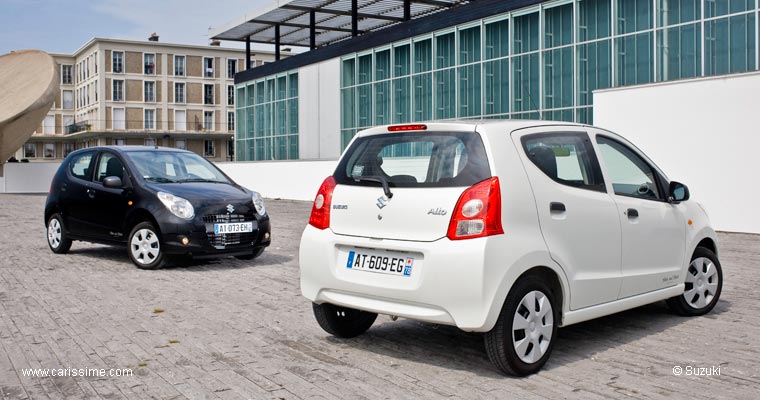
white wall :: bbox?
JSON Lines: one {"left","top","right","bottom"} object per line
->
{"left": 217, "top": 160, "right": 337, "bottom": 201}
{"left": 297, "top": 58, "right": 341, "bottom": 160}
{"left": 594, "top": 71, "right": 760, "bottom": 234}
{"left": 2, "top": 162, "right": 60, "bottom": 193}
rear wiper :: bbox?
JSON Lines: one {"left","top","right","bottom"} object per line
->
{"left": 353, "top": 175, "right": 393, "bottom": 198}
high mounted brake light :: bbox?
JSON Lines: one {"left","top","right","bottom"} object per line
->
{"left": 388, "top": 124, "right": 427, "bottom": 132}
{"left": 447, "top": 177, "right": 504, "bottom": 240}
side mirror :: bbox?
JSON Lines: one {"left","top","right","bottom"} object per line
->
{"left": 668, "top": 181, "right": 689, "bottom": 203}
{"left": 103, "top": 176, "right": 123, "bottom": 189}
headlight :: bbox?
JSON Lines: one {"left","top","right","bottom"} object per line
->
{"left": 157, "top": 192, "right": 195, "bottom": 219}
{"left": 252, "top": 191, "right": 266, "bottom": 215}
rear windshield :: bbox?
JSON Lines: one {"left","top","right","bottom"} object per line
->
{"left": 335, "top": 132, "right": 491, "bottom": 188}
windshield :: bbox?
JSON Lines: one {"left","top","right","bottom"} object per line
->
{"left": 125, "top": 151, "right": 230, "bottom": 184}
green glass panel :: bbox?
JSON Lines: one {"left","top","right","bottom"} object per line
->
{"left": 288, "top": 98, "right": 298, "bottom": 134}
{"left": 512, "top": 53, "right": 540, "bottom": 112}
{"left": 704, "top": 0, "right": 755, "bottom": 18}
{"left": 459, "top": 25, "right": 481, "bottom": 64}
{"left": 342, "top": 58, "right": 356, "bottom": 87}
{"left": 617, "top": 0, "right": 653, "bottom": 34}
{"left": 413, "top": 73, "right": 433, "bottom": 121}
{"left": 254, "top": 105, "right": 264, "bottom": 137}
{"left": 578, "top": 0, "right": 611, "bottom": 41}
{"left": 375, "top": 81, "right": 391, "bottom": 125}
{"left": 357, "top": 84, "right": 372, "bottom": 128}
{"left": 275, "top": 101, "right": 286, "bottom": 135}
{"left": 245, "top": 107, "right": 254, "bottom": 139}
{"left": 434, "top": 68, "right": 456, "bottom": 119}
{"left": 288, "top": 135, "right": 299, "bottom": 160}
{"left": 657, "top": 0, "right": 700, "bottom": 26}
{"left": 544, "top": 46, "right": 574, "bottom": 109}
{"left": 266, "top": 79, "right": 275, "bottom": 102}
{"left": 513, "top": 111, "right": 541, "bottom": 120}
{"left": 545, "top": 4, "right": 574, "bottom": 48}
{"left": 237, "top": 87, "right": 246, "bottom": 107}
{"left": 576, "top": 107, "right": 594, "bottom": 124}
{"left": 393, "top": 44, "right": 411, "bottom": 77}
{"left": 341, "top": 129, "right": 356, "bottom": 150}
{"left": 485, "top": 19, "right": 509, "bottom": 59}
{"left": 458, "top": 64, "right": 482, "bottom": 117}
{"left": 657, "top": 23, "right": 701, "bottom": 81}
{"left": 392, "top": 77, "right": 411, "bottom": 123}
{"left": 358, "top": 54, "right": 372, "bottom": 84}
{"left": 276, "top": 76, "right": 287, "bottom": 100}
{"left": 484, "top": 59, "right": 509, "bottom": 115}
{"left": 543, "top": 108, "right": 575, "bottom": 122}
{"left": 341, "top": 88, "right": 356, "bottom": 129}
{"left": 577, "top": 39, "right": 612, "bottom": 106}
{"left": 514, "top": 12, "right": 540, "bottom": 54}
{"left": 414, "top": 39, "right": 433, "bottom": 72}
{"left": 256, "top": 81, "right": 265, "bottom": 103}
{"left": 235, "top": 140, "right": 246, "bottom": 161}
{"left": 288, "top": 73, "right": 298, "bottom": 98}
{"left": 375, "top": 49, "right": 391, "bottom": 80}
{"left": 436, "top": 32, "right": 456, "bottom": 69}
{"left": 705, "top": 13, "right": 756, "bottom": 75}
{"left": 616, "top": 31, "right": 654, "bottom": 86}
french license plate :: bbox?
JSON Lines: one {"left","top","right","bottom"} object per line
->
{"left": 214, "top": 222, "right": 253, "bottom": 234}
{"left": 346, "top": 250, "right": 414, "bottom": 277}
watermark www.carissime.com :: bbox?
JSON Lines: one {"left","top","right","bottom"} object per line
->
{"left": 21, "top": 368, "right": 133, "bottom": 378}
{"left": 672, "top": 365, "right": 721, "bottom": 376}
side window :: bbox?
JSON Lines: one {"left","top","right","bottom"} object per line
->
{"left": 522, "top": 133, "right": 605, "bottom": 192}
{"left": 596, "top": 136, "right": 661, "bottom": 200}
{"left": 68, "top": 151, "right": 95, "bottom": 181}
{"left": 94, "top": 152, "right": 125, "bottom": 183}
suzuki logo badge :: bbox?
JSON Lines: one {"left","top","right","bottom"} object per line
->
{"left": 376, "top": 196, "right": 389, "bottom": 209}
{"left": 226, "top": 204, "right": 235, "bottom": 213}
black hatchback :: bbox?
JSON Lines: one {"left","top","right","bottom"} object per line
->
{"left": 45, "top": 146, "right": 271, "bottom": 269}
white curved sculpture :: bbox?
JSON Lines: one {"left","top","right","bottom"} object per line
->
{"left": 0, "top": 50, "right": 59, "bottom": 173}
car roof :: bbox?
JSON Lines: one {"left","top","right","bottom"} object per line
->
{"left": 67, "top": 145, "right": 192, "bottom": 157}
{"left": 356, "top": 119, "right": 589, "bottom": 137}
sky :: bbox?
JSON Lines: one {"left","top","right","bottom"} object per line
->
{"left": 0, "top": 0, "right": 280, "bottom": 55}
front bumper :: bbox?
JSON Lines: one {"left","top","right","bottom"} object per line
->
{"left": 158, "top": 211, "right": 271, "bottom": 257}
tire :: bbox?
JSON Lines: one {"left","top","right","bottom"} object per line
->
{"left": 484, "top": 277, "right": 558, "bottom": 376}
{"left": 235, "top": 247, "right": 265, "bottom": 261}
{"left": 46, "top": 213, "right": 72, "bottom": 254}
{"left": 127, "top": 222, "right": 165, "bottom": 270}
{"left": 312, "top": 302, "right": 377, "bottom": 338}
{"left": 666, "top": 247, "right": 723, "bottom": 316}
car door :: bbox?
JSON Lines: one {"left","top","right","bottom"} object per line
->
{"left": 60, "top": 150, "right": 98, "bottom": 236}
{"left": 512, "top": 128, "right": 622, "bottom": 310}
{"left": 88, "top": 151, "right": 131, "bottom": 240}
{"left": 593, "top": 133, "right": 687, "bottom": 298}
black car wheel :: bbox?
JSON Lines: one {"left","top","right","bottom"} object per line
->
{"left": 46, "top": 213, "right": 72, "bottom": 254}
{"left": 127, "top": 222, "right": 165, "bottom": 270}
{"left": 312, "top": 302, "right": 377, "bottom": 338}
{"left": 235, "top": 247, "right": 265, "bottom": 261}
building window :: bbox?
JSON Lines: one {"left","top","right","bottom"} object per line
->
{"left": 61, "top": 65, "right": 72, "bottom": 84}
{"left": 227, "top": 59, "right": 237, "bottom": 79}
{"left": 175, "top": 139, "right": 186, "bottom": 150}
{"left": 114, "top": 138, "right": 126, "bottom": 146}
{"left": 203, "top": 111, "right": 214, "bottom": 131}
{"left": 112, "top": 80, "right": 124, "bottom": 102}
{"left": 144, "top": 81, "right": 156, "bottom": 102}
{"left": 144, "top": 109, "right": 155, "bottom": 130}
{"left": 112, "top": 51, "right": 124, "bottom": 73}
{"left": 174, "top": 55, "right": 185, "bottom": 76}
{"left": 227, "top": 85, "right": 235, "bottom": 105}
{"left": 144, "top": 53, "right": 156, "bottom": 75}
{"left": 204, "top": 84, "right": 214, "bottom": 104}
{"left": 204, "top": 140, "right": 215, "bottom": 157}
{"left": 24, "top": 143, "right": 36, "bottom": 158}
{"left": 174, "top": 82, "right": 185, "bottom": 103}
{"left": 145, "top": 138, "right": 156, "bottom": 147}
{"left": 227, "top": 111, "right": 235, "bottom": 131}
{"left": 204, "top": 57, "right": 214, "bottom": 78}
{"left": 44, "top": 143, "right": 56, "bottom": 159}
{"left": 63, "top": 143, "right": 75, "bottom": 157}
{"left": 43, "top": 115, "right": 55, "bottom": 134}
{"left": 62, "top": 90, "right": 73, "bottom": 109}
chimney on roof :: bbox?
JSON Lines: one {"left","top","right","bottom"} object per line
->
{"left": 209, "top": 39, "right": 221, "bottom": 46}
{"left": 148, "top": 32, "right": 159, "bottom": 42}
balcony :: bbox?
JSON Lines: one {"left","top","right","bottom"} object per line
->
{"left": 65, "top": 122, "right": 90, "bottom": 134}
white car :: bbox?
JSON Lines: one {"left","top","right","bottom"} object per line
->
{"left": 299, "top": 121, "right": 722, "bottom": 376}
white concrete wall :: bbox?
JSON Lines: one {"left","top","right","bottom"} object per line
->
{"left": 297, "top": 58, "right": 341, "bottom": 160}
{"left": 594, "top": 71, "right": 760, "bottom": 234}
{"left": 217, "top": 160, "right": 337, "bottom": 201}
{"left": 2, "top": 162, "right": 60, "bottom": 193}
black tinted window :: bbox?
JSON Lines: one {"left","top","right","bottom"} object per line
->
{"left": 68, "top": 151, "right": 95, "bottom": 181}
{"left": 335, "top": 132, "right": 491, "bottom": 187}
{"left": 522, "top": 132, "right": 605, "bottom": 192}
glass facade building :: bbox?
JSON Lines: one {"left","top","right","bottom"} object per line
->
{"left": 339, "top": 0, "right": 758, "bottom": 149}
{"left": 235, "top": 72, "right": 299, "bottom": 161}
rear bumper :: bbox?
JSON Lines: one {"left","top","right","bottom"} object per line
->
{"left": 299, "top": 225, "right": 500, "bottom": 332}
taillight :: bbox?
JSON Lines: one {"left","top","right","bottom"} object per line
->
{"left": 308, "top": 176, "right": 337, "bottom": 230}
{"left": 447, "top": 177, "right": 504, "bottom": 240}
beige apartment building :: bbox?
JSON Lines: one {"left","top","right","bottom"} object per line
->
{"left": 13, "top": 36, "right": 283, "bottom": 162}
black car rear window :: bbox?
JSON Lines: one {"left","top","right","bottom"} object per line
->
{"left": 334, "top": 132, "right": 491, "bottom": 188}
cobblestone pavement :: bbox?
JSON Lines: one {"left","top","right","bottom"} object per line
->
{"left": 0, "top": 194, "right": 758, "bottom": 400}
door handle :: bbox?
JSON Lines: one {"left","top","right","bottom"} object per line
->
{"left": 626, "top": 208, "right": 639, "bottom": 218}
{"left": 550, "top": 202, "right": 566, "bottom": 213}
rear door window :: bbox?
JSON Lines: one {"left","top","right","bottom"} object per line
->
{"left": 335, "top": 132, "right": 491, "bottom": 187}
{"left": 68, "top": 151, "right": 96, "bottom": 181}
{"left": 521, "top": 132, "right": 606, "bottom": 192}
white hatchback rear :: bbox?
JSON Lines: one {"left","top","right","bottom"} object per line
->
{"left": 299, "top": 121, "right": 722, "bottom": 376}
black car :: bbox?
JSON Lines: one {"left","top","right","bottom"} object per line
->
{"left": 45, "top": 146, "right": 271, "bottom": 269}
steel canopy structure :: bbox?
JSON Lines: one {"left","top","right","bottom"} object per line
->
{"left": 211, "top": 0, "right": 466, "bottom": 64}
